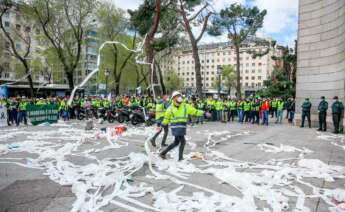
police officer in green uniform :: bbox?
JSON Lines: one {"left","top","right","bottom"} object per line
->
{"left": 331, "top": 96, "right": 344, "bottom": 134}
{"left": 300, "top": 98, "right": 312, "bottom": 128}
{"left": 317, "top": 96, "right": 328, "bottom": 131}
{"left": 159, "top": 91, "right": 204, "bottom": 161}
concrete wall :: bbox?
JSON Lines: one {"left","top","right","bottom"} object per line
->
{"left": 296, "top": 0, "right": 345, "bottom": 127}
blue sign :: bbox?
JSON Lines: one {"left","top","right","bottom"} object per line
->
{"left": 0, "top": 85, "right": 8, "bottom": 98}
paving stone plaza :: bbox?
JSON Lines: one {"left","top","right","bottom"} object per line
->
{"left": 0, "top": 120, "right": 345, "bottom": 211}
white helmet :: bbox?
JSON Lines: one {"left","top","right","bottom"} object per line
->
{"left": 171, "top": 91, "right": 182, "bottom": 99}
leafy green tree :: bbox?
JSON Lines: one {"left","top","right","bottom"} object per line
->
{"left": 208, "top": 3, "right": 266, "bottom": 98}
{"left": 256, "top": 67, "right": 293, "bottom": 99}
{"left": 30, "top": 0, "right": 97, "bottom": 91}
{"left": 129, "top": 0, "right": 180, "bottom": 95}
{"left": 272, "top": 41, "right": 297, "bottom": 97}
{"left": 164, "top": 70, "right": 183, "bottom": 93}
{"left": 174, "top": 0, "right": 213, "bottom": 98}
{"left": 221, "top": 65, "right": 236, "bottom": 95}
{"left": 0, "top": 0, "right": 36, "bottom": 96}
{"left": 97, "top": 2, "right": 137, "bottom": 95}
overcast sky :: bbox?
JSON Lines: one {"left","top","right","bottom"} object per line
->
{"left": 112, "top": 0, "right": 298, "bottom": 47}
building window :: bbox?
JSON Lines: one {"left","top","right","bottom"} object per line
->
{"left": 206, "top": 59, "right": 209, "bottom": 63}
{"left": 217, "top": 52, "right": 220, "bottom": 56}
{"left": 206, "top": 77, "right": 209, "bottom": 80}
{"left": 186, "top": 72, "right": 189, "bottom": 75}
{"left": 245, "top": 76, "right": 249, "bottom": 80}
{"left": 251, "top": 76, "right": 255, "bottom": 80}
{"left": 258, "top": 69, "right": 262, "bottom": 73}
{"left": 223, "top": 52, "right": 226, "bottom": 55}
{"left": 258, "top": 82, "right": 262, "bottom": 86}
{"left": 211, "top": 77, "right": 214, "bottom": 81}
{"left": 186, "top": 78, "right": 189, "bottom": 81}
{"left": 245, "top": 82, "right": 248, "bottom": 87}
{"left": 258, "top": 62, "right": 262, "bottom": 66}
{"left": 4, "top": 21, "right": 10, "bottom": 27}
{"left": 245, "top": 70, "right": 249, "bottom": 73}
{"left": 16, "top": 24, "right": 21, "bottom": 31}
{"left": 246, "top": 63, "right": 249, "bottom": 67}
{"left": 252, "top": 63, "right": 255, "bottom": 66}
{"left": 251, "top": 82, "right": 255, "bottom": 87}
{"left": 252, "top": 70, "right": 255, "bottom": 73}
{"left": 258, "top": 76, "right": 262, "bottom": 80}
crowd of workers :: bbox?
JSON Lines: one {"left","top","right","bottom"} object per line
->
{"left": 0, "top": 93, "right": 343, "bottom": 133}
{"left": 1, "top": 92, "right": 344, "bottom": 161}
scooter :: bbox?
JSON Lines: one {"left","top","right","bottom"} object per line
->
{"left": 130, "top": 107, "right": 155, "bottom": 126}
{"left": 78, "top": 108, "right": 94, "bottom": 120}
{"left": 116, "top": 107, "right": 131, "bottom": 123}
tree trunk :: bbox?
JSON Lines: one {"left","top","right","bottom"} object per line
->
{"left": 191, "top": 42, "right": 203, "bottom": 98}
{"left": 155, "top": 61, "right": 166, "bottom": 94}
{"left": 235, "top": 44, "right": 241, "bottom": 98}
{"left": 115, "top": 80, "right": 120, "bottom": 95}
{"left": 27, "top": 74, "right": 35, "bottom": 97}
{"left": 145, "top": 0, "right": 161, "bottom": 96}
{"left": 66, "top": 71, "right": 74, "bottom": 92}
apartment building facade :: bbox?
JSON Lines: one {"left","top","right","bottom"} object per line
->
{"left": 161, "top": 38, "right": 282, "bottom": 95}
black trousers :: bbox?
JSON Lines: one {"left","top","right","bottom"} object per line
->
{"left": 244, "top": 111, "right": 250, "bottom": 122}
{"left": 228, "top": 110, "right": 236, "bottom": 121}
{"left": 252, "top": 111, "right": 260, "bottom": 124}
{"left": 151, "top": 124, "right": 168, "bottom": 146}
{"left": 318, "top": 111, "right": 327, "bottom": 131}
{"left": 332, "top": 113, "right": 341, "bottom": 133}
{"left": 161, "top": 135, "right": 186, "bottom": 160}
{"left": 301, "top": 111, "right": 311, "bottom": 127}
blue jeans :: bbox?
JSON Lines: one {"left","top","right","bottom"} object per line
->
{"left": 276, "top": 110, "right": 283, "bottom": 123}
{"left": 238, "top": 110, "right": 244, "bottom": 123}
{"left": 16, "top": 111, "right": 27, "bottom": 126}
{"left": 289, "top": 111, "right": 295, "bottom": 122}
{"left": 262, "top": 111, "right": 269, "bottom": 125}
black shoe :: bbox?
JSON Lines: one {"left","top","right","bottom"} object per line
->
{"left": 323, "top": 129, "right": 327, "bottom": 132}
{"left": 159, "top": 153, "right": 166, "bottom": 160}
{"left": 150, "top": 139, "right": 156, "bottom": 147}
{"left": 161, "top": 144, "right": 168, "bottom": 147}
{"left": 178, "top": 158, "right": 184, "bottom": 161}
{"left": 300, "top": 126, "right": 304, "bottom": 128}
{"left": 317, "top": 129, "right": 322, "bottom": 131}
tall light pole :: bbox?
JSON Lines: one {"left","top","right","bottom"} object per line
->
{"left": 105, "top": 68, "right": 110, "bottom": 94}
{"left": 217, "top": 65, "right": 223, "bottom": 97}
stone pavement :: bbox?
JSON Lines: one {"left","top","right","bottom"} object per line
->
{"left": 0, "top": 119, "right": 344, "bottom": 212}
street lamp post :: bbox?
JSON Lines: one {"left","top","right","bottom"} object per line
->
{"left": 105, "top": 68, "right": 110, "bottom": 94}
{"left": 217, "top": 66, "right": 223, "bottom": 97}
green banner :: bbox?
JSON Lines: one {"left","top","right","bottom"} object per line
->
{"left": 27, "top": 104, "right": 59, "bottom": 126}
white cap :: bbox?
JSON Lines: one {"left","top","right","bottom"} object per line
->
{"left": 171, "top": 91, "right": 182, "bottom": 99}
